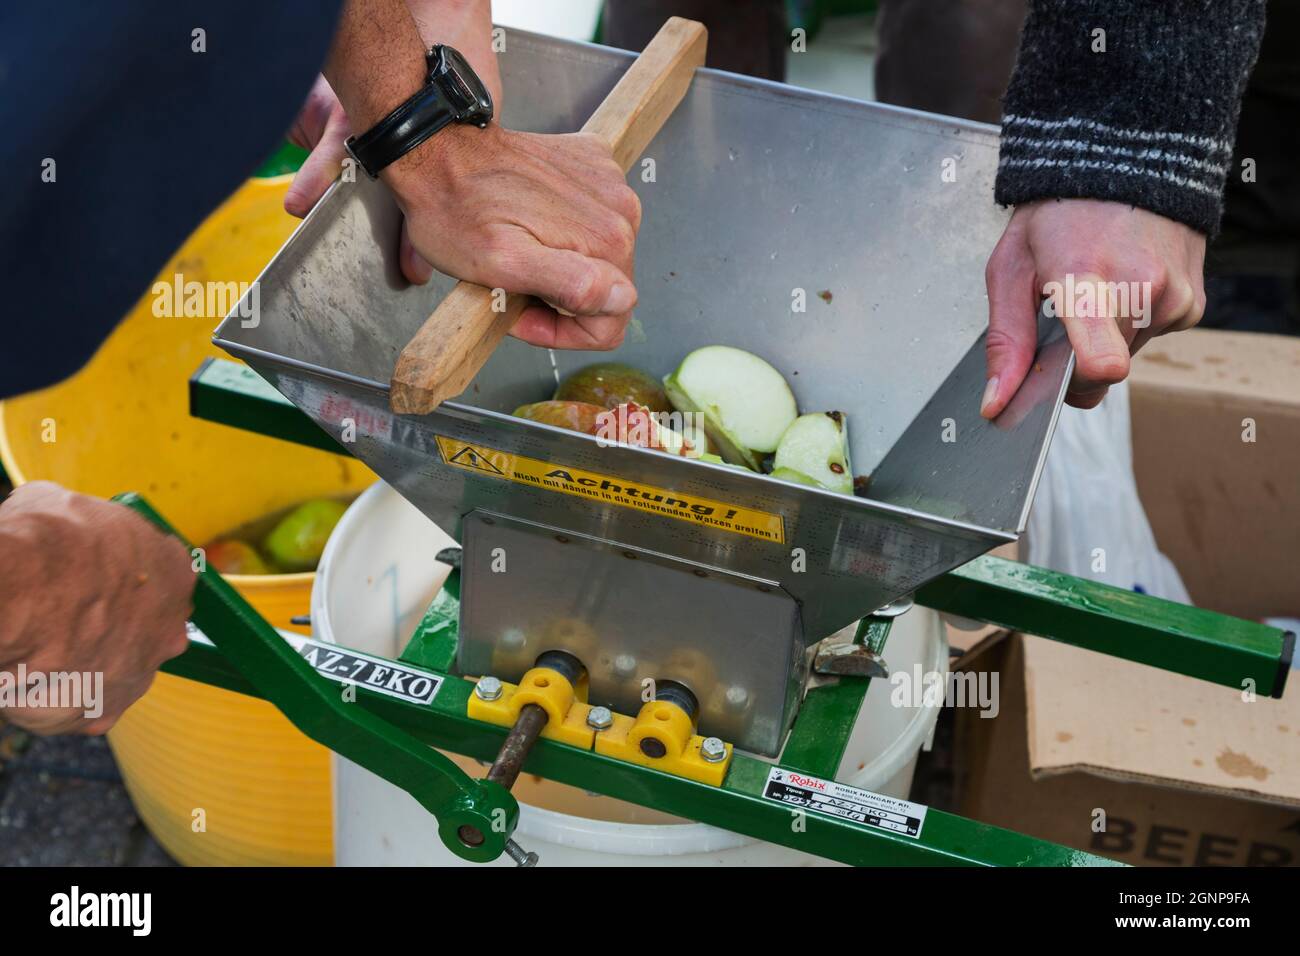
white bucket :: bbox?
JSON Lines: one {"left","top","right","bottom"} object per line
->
{"left": 313, "top": 481, "right": 948, "bottom": 866}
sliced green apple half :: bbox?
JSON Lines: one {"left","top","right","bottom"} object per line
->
{"left": 663, "top": 346, "right": 797, "bottom": 470}
{"left": 772, "top": 411, "right": 853, "bottom": 494}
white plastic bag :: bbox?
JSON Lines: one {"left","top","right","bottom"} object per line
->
{"left": 1026, "top": 381, "right": 1191, "bottom": 604}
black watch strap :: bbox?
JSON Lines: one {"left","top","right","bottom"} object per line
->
{"left": 344, "top": 45, "right": 493, "bottom": 179}
{"left": 345, "top": 84, "right": 460, "bottom": 179}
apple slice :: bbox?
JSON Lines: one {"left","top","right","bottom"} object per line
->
{"left": 698, "top": 451, "right": 752, "bottom": 472}
{"left": 595, "top": 402, "right": 701, "bottom": 457}
{"left": 663, "top": 346, "right": 797, "bottom": 470}
{"left": 772, "top": 411, "right": 852, "bottom": 494}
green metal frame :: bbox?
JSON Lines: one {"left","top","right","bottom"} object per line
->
{"left": 191, "top": 357, "right": 1293, "bottom": 698}
{"left": 161, "top": 358, "right": 1294, "bottom": 866}
{"left": 123, "top": 490, "right": 1111, "bottom": 865}
{"left": 118, "top": 494, "right": 519, "bottom": 864}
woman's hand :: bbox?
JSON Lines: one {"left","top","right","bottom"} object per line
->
{"left": 981, "top": 199, "right": 1207, "bottom": 417}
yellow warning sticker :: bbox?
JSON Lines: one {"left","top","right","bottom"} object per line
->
{"left": 435, "top": 436, "right": 785, "bottom": 544}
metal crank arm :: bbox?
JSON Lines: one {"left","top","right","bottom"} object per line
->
{"left": 113, "top": 492, "right": 522, "bottom": 864}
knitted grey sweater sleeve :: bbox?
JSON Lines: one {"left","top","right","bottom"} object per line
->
{"left": 995, "top": 0, "right": 1267, "bottom": 236}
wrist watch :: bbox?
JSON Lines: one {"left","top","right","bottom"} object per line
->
{"left": 345, "top": 45, "right": 494, "bottom": 179}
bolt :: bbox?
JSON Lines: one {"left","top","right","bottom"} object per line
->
{"left": 701, "top": 737, "right": 727, "bottom": 763}
{"left": 613, "top": 654, "right": 637, "bottom": 678}
{"left": 505, "top": 839, "right": 539, "bottom": 867}
{"left": 586, "top": 706, "right": 614, "bottom": 730}
{"left": 474, "top": 676, "right": 503, "bottom": 701}
{"left": 725, "top": 685, "right": 749, "bottom": 710}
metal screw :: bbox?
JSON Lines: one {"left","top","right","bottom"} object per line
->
{"left": 613, "top": 654, "right": 637, "bottom": 678}
{"left": 725, "top": 686, "right": 749, "bottom": 710}
{"left": 873, "top": 595, "right": 914, "bottom": 618}
{"left": 701, "top": 737, "right": 727, "bottom": 763}
{"left": 505, "top": 839, "right": 539, "bottom": 867}
{"left": 586, "top": 706, "right": 614, "bottom": 730}
{"left": 474, "top": 676, "right": 503, "bottom": 701}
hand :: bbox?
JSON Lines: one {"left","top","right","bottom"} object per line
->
{"left": 284, "top": 0, "right": 502, "bottom": 218}
{"left": 0, "top": 482, "right": 195, "bottom": 735}
{"left": 386, "top": 123, "right": 642, "bottom": 349}
{"left": 981, "top": 199, "right": 1207, "bottom": 417}
{"left": 283, "top": 75, "right": 354, "bottom": 219}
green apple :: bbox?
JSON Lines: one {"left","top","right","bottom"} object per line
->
{"left": 698, "top": 452, "right": 753, "bottom": 472}
{"left": 663, "top": 346, "right": 797, "bottom": 470}
{"left": 772, "top": 411, "right": 853, "bottom": 494}
{"left": 554, "top": 362, "right": 671, "bottom": 413}
{"left": 262, "top": 499, "right": 348, "bottom": 572}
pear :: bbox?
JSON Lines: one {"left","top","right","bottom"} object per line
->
{"left": 772, "top": 411, "right": 852, "bottom": 494}
{"left": 664, "top": 346, "right": 797, "bottom": 470}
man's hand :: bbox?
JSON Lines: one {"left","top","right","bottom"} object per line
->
{"left": 0, "top": 482, "right": 195, "bottom": 735}
{"left": 981, "top": 199, "right": 1207, "bottom": 417}
{"left": 385, "top": 123, "right": 642, "bottom": 349}
{"left": 284, "top": 0, "right": 502, "bottom": 220}
{"left": 320, "top": 0, "right": 641, "bottom": 349}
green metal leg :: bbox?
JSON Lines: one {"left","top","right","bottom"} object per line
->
{"left": 114, "top": 493, "right": 520, "bottom": 864}
{"left": 918, "top": 556, "right": 1292, "bottom": 699}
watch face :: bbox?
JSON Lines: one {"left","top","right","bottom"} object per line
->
{"left": 436, "top": 46, "right": 494, "bottom": 125}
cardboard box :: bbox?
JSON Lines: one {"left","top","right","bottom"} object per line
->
{"left": 955, "top": 329, "right": 1300, "bottom": 866}
{"left": 959, "top": 637, "right": 1300, "bottom": 866}
{"left": 1129, "top": 329, "right": 1300, "bottom": 621}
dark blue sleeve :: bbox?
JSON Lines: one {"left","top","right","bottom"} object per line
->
{"left": 0, "top": 1, "right": 344, "bottom": 398}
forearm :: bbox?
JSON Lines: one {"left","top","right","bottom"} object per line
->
{"left": 995, "top": 0, "right": 1267, "bottom": 236}
{"left": 323, "top": 0, "right": 499, "bottom": 134}
{"left": 323, "top": 0, "right": 431, "bottom": 133}
{"left": 409, "top": 0, "right": 501, "bottom": 105}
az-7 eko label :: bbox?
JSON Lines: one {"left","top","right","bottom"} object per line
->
{"left": 299, "top": 639, "right": 442, "bottom": 706}
{"left": 435, "top": 435, "right": 785, "bottom": 543}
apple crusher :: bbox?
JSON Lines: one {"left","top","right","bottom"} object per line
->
{"left": 121, "top": 22, "right": 1291, "bottom": 865}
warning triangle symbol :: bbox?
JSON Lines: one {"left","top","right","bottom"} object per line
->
{"left": 449, "top": 446, "right": 504, "bottom": 475}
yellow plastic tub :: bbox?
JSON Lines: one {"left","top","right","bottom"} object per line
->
{"left": 0, "top": 176, "right": 374, "bottom": 865}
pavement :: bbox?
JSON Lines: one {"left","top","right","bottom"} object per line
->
{"left": 0, "top": 718, "right": 176, "bottom": 866}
